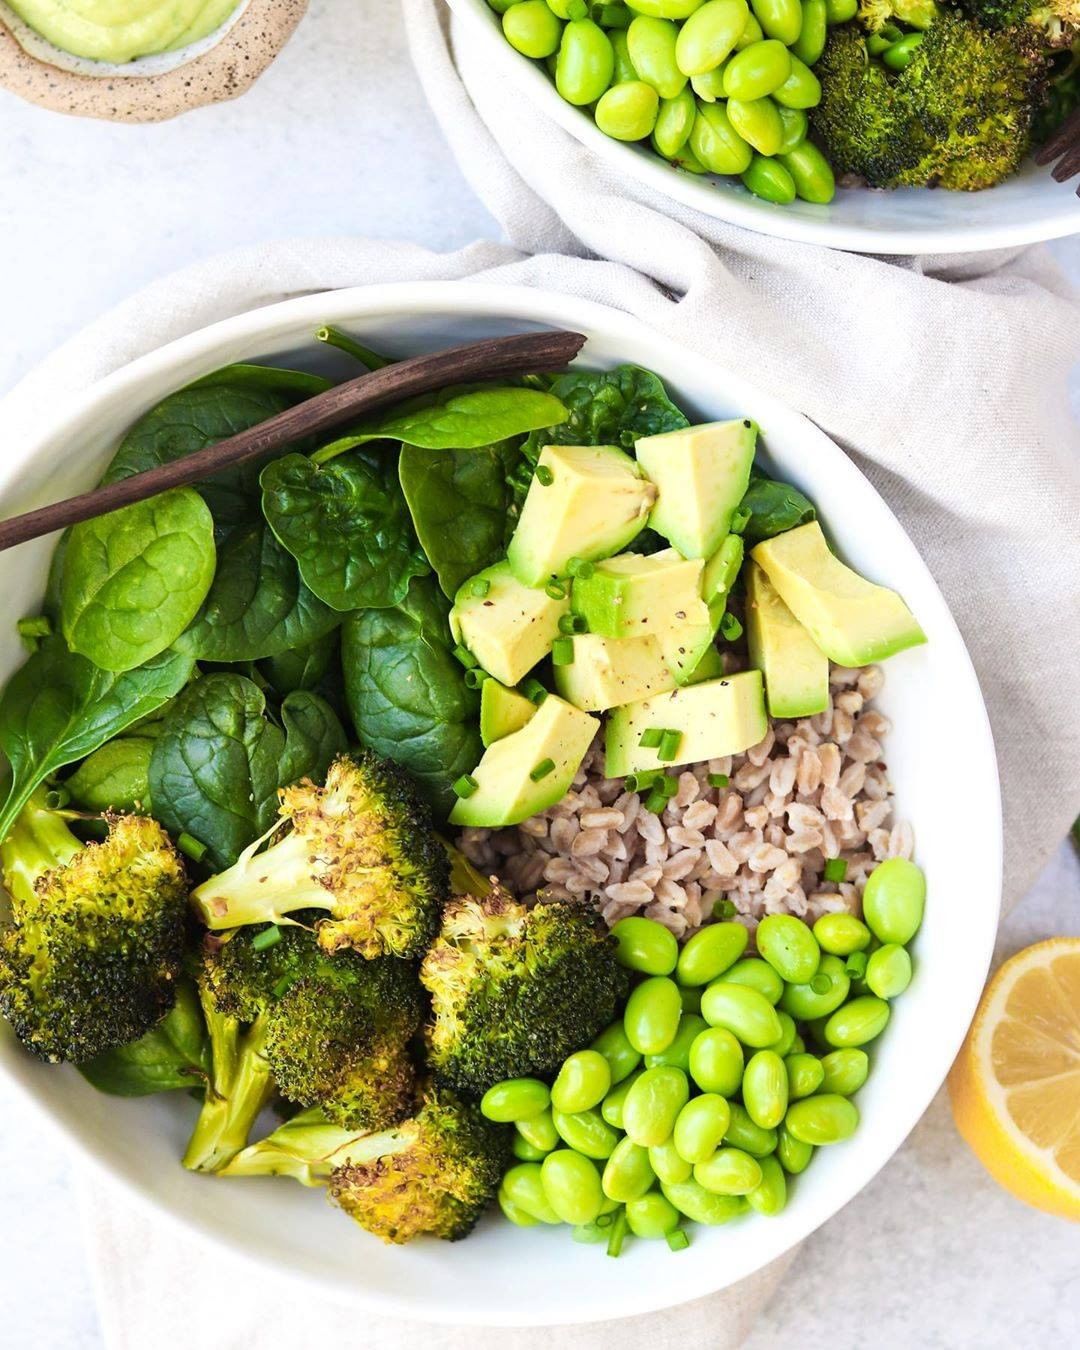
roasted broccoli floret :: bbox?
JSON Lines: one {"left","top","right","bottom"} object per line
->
{"left": 0, "top": 790, "right": 188, "bottom": 1063}
{"left": 222, "top": 1086, "right": 508, "bottom": 1243}
{"left": 190, "top": 750, "right": 449, "bottom": 959}
{"left": 420, "top": 887, "right": 628, "bottom": 1098}
{"left": 957, "top": 0, "right": 1078, "bottom": 45}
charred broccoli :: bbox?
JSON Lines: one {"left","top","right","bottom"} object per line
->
{"left": 0, "top": 790, "right": 188, "bottom": 1063}
{"left": 956, "top": 0, "right": 1078, "bottom": 44}
{"left": 222, "top": 1086, "right": 508, "bottom": 1243}
{"left": 420, "top": 887, "right": 628, "bottom": 1098}
{"left": 190, "top": 750, "right": 449, "bottom": 959}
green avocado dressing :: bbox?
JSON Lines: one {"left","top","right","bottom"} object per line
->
{"left": 8, "top": 0, "right": 240, "bottom": 64}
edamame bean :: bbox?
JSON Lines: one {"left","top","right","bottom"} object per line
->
{"left": 791, "top": 0, "right": 826, "bottom": 64}
{"left": 502, "top": 1162, "right": 562, "bottom": 1223}
{"left": 602, "top": 1136, "right": 657, "bottom": 1201}
{"left": 780, "top": 953, "right": 850, "bottom": 1019}
{"left": 675, "top": 0, "right": 749, "bottom": 76}
{"left": 689, "top": 1026, "right": 745, "bottom": 1093}
{"left": 695, "top": 1146, "right": 763, "bottom": 1195}
{"left": 862, "top": 858, "right": 926, "bottom": 945}
{"left": 673, "top": 1093, "right": 732, "bottom": 1163}
{"left": 622, "top": 1066, "right": 690, "bottom": 1146}
{"left": 571, "top": 1218, "right": 608, "bottom": 1243}
{"left": 653, "top": 87, "right": 697, "bottom": 154}
{"left": 775, "top": 103, "right": 808, "bottom": 152}
{"left": 625, "top": 0, "right": 706, "bottom": 15}
{"left": 541, "top": 1149, "right": 604, "bottom": 1224}
{"left": 776, "top": 1122, "right": 814, "bottom": 1173}
{"left": 517, "top": 1107, "right": 560, "bottom": 1153}
{"left": 701, "top": 979, "right": 783, "bottom": 1047}
{"left": 596, "top": 80, "right": 661, "bottom": 138}
{"left": 746, "top": 1154, "right": 787, "bottom": 1214}
{"left": 650, "top": 1137, "right": 694, "bottom": 1183}
{"left": 824, "top": 995, "right": 890, "bottom": 1047}
{"left": 689, "top": 101, "right": 754, "bottom": 174}
{"left": 513, "top": 1133, "right": 550, "bottom": 1161}
{"left": 866, "top": 943, "right": 913, "bottom": 999}
{"left": 785, "top": 1093, "right": 859, "bottom": 1145}
{"left": 610, "top": 915, "right": 679, "bottom": 974}
{"left": 481, "top": 1077, "right": 550, "bottom": 1123}
{"left": 546, "top": 0, "right": 589, "bottom": 16}
{"left": 742, "top": 1049, "right": 789, "bottom": 1128}
{"left": 789, "top": 1031, "right": 806, "bottom": 1055}
{"left": 750, "top": 0, "right": 802, "bottom": 44}
{"left": 556, "top": 18, "right": 616, "bottom": 105}
{"left": 504, "top": 1, "right": 564, "bottom": 59}
{"left": 765, "top": 1009, "right": 798, "bottom": 1057}
{"left": 499, "top": 1185, "right": 541, "bottom": 1226}
{"left": 670, "top": 143, "right": 709, "bottom": 171}
{"left": 813, "top": 912, "right": 871, "bottom": 956}
{"left": 691, "top": 66, "right": 729, "bottom": 100}
{"left": 758, "top": 916, "right": 821, "bottom": 986}
{"left": 881, "top": 30, "right": 923, "bottom": 68}
{"left": 646, "top": 1013, "right": 707, "bottom": 1071}
{"left": 626, "top": 1191, "right": 682, "bottom": 1237}
{"left": 625, "top": 976, "right": 683, "bottom": 1055}
{"left": 661, "top": 1178, "right": 746, "bottom": 1224}
{"left": 611, "top": 27, "right": 639, "bottom": 81}
{"left": 722, "top": 957, "right": 784, "bottom": 1004}
{"left": 601, "top": 1070, "right": 642, "bottom": 1128}
{"left": 489, "top": 0, "right": 519, "bottom": 13}
{"left": 824, "top": 0, "right": 856, "bottom": 18}
{"left": 723, "top": 1102, "right": 778, "bottom": 1156}
{"left": 627, "top": 15, "right": 687, "bottom": 96}
{"left": 819, "top": 1048, "right": 869, "bottom": 1096}
{"left": 734, "top": 11, "right": 764, "bottom": 46}
{"left": 726, "top": 98, "right": 784, "bottom": 155}
{"left": 553, "top": 1107, "right": 621, "bottom": 1158}
{"left": 723, "top": 39, "right": 791, "bottom": 100}
{"left": 592, "top": 1021, "right": 643, "bottom": 1085}
{"left": 552, "top": 1049, "right": 612, "bottom": 1113}
{"left": 784, "top": 1051, "right": 825, "bottom": 1099}
{"left": 772, "top": 56, "right": 821, "bottom": 112}
{"left": 677, "top": 921, "right": 749, "bottom": 986}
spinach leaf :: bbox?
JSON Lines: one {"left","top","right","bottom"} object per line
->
{"left": 398, "top": 440, "right": 522, "bottom": 598}
{"left": 258, "top": 631, "right": 339, "bottom": 697}
{"left": 176, "top": 521, "right": 338, "bottom": 663}
{"left": 261, "top": 450, "right": 429, "bottom": 612}
{"left": 523, "top": 365, "right": 688, "bottom": 458}
{"left": 279, "top": 690, "right": 348, "bottom": 786}
{"left": 342, "top": 577, "right": 482, "bottom": 818}
{"left": 64, "top": 735, "right": 155, "bottom": 813}
{"left": 60, "top": 488, "right": 217, "bottom": 672}
{"left": 738, "top": 476, "right": 817, "bottom": 544}
{"left": 78, "top": 981, "right": 209, "bottom": 1097}
{"left": 0, "top": 639, "right": 195, "bottom": 843}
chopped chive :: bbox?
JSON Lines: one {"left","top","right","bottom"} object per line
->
{"left": 453, "top": 774, "right": 479, "bottom": 799}
{"left": 522, "top": 678, "right": 548, "bottom": 705}
{"left": 823, "top": 857, "right": 848, "bottom": 883}
{"left": 252, "top": 925, "right": 283, "bottom": 952}
{"left": 452, "top": 644, "right": 477, "bottom": 669}
{"left": 845, "top": 951, "right": 869, "bottom": 980}
{"left": 567, "top": 556, "right": 594, "bottom": 579}
{"left": 535, "top": 465, "right": 554, "bottom": 487}
{"left": 530, "top": 758, "right": 556, "bottom": 782}
{"left": 177, "top": 832, "right": 208, "bottom": 863}
{"left": 625, "top": 769, "right": 663, "bottom": 794}
{"left": 559, "top": 613, "right": 587, "bottom": 634}
{"left": 657, "top": 729, "right": 683, "bottom": 762}
{"left": 660, "top": 774, "right": 680, "bottom": 798}
{"left": 470, "top": 577, "right": 491, "bottom": 599}
{"left": 666, "top": 1228, "right": 690, "bottom": 1252}
{"left": 463, "top": 667, "right": 491, "bottom": 690}
{"left": 730, "top": 507, "right": 752, "bottom": 535}
{"left": 643, "top": 788, "right": 668, "bottom": 814}
{"left": 595, "top": 1211, "right": 615, "bottom": 1228}
{"left": 638, "top": 727, "right": 664, "bottom": 749}
{"left": 606, "top": 1209, "right": 628, "bottom": 1258}
{"left": 708, "top": 773, "right": 730, "bottom": 789}
{"left": 810, "top": 972, "right": 832, "bottom": 995}
{"left": 545, "top": 580, "right": 567, "bottom": 600}
{"left": 43, "top": 786, "right": 70, "bottom": 811}
{"left": 712, "top": 897, "right": 737, "bottom": 919}
{"left": 552, "top": 637, "right": 575, "bottom": 666}
{"left": 719, "top": 612, "right": 744, "bottom": 641}
{"left": 272, "top": 974, "right": 296, "bottom": 999}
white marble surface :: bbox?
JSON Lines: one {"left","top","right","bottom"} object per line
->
{"left": 0, "top": 2, "right": 1077, "bottom": 1346}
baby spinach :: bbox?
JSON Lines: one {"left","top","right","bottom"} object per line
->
{"left": 261, "top": 450, "right": 429, "bottom": 612}
{"left": 149, "top": 676, "right": 345, "bottom": 869}
{"left": 398, "top": 440, "right": 522, "bottom": 598}
{"left": 342, "top": 577, "right": 482, "bottom": 818}
{"left": 0, "top": 639, "right": 194, "bottom": 843}
{"left": 64, "top": 735, "right": 155, "bottom": 813}
{"left": 176, "top": 521, "right": 339, "bottom": 663}
{"left": 60, "top": 488, "right": 217, "bottom": 673}
{"left": 738, "top": 476, "right": 817, "bottom": 543}
{"left": 524, "top": 365, "right": 688, "bottom": 458}
{"left": 258, "top": 631, "right": 339, "bottom": 697}
{"left": 78, "top": 981, "right": 209, "bottom": 1097}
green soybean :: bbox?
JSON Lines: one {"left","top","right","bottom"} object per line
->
{"left": 866, "top": 943, "right": 913, "bottom": 999}
{"left": 824, "top": 0, "right": 856, "bottom": 17}
{"left": 556, "top": 18, "right": 616, "bottom": 105}
{"left": 757, "top": 914, "right": 821, "bottom": 984}
{"left": 516, "top": 1107, "right": 560, "bottom": 1153}
{"left": 622, "top": 1066, "right": 690, "bottom": 1146}
{"left": 611, "top": 915, "right": 679, "bottom": 974}
{"left": 546, "top": 0, "right": 589, "bottom": 15}
{"left": 689, "top": 101, "right": 753, "bottom": 174}
{"left": 785, "top": 1093, "right": 859, "bottom": 1145}
{"left": 819, "top": 1048, "right": 869, "bottom": 1096}
{"left": 488, "top": 0, "right": 519, "bottom": 13}
{"left": 779, "top": 140, "right": 835, "bottom": 201}
{"left": 771, "top": 54, "right": 820, "bottom": 109}
{"left": 749, "top": 0, "right": 802, "bottom": 44}
{"left": 503, "top": 1, "right": 564, "bottom": 58}
{"left": 481, "top": 1077, "right": 550, "bottom": 1123}
{"left": 596, "top": 80, "right": 661, "bottom": 138}
{"left": 701, "top": 980, "right": 782, "bottom": 1047}
{"left": 592, "top": 1021, "right": 643, "bottom": 1084}
{"left": 673, "top": 1093, "right": 732, "bottom": 1163}
{"left": 512, "top": 1133, "right": 550, "bottom": 1162}
{"left": 726, "top": 98, "right": 784, "bottom": 156}
{"left": 862, "top": 858, "right": 926, "bottom": 945}
{"left": 502, "top": 1162, "right": 562, "bottom": 1223}
{"left": 775, "top": 103, "right": 808, "bottom": 152}
{"left": 677, "top": 921, "right": 748, "bottom": 986}
{"left": 813, "top": 912, "right": 871, "bottom": 956}
{"left": 824, "top": 995, "right": 890, "bottom": 1047}
{"left": 776, "top": 1122, "right": 814, "bottom": 1173}
{"left": 746, "top": 1154, "right": 787, "bottom": 1215}
{"left": 688, "top": 1026, "right": 745, "bottom": 1094}
{"left": 553, "top": 1107, "right": 621, "bottom": 1159}
{"left": 541, "top": 1150, "right": 604, "bottom": 1225}
{"left": 499, "top": 1185, "right": 541, "bottom": 1226}
{"left": 734, "top": 11, "right": 764, "bottom": 46}
{"left": 572, "top": 1218, "right": 609, "bottom": 1243}
{"left": 690, "top": 65, "right": 729, "bottom": 100}
{"left": 723, "top": 1102, "right": 778, "bottom": 1157}
{"left": 611, "top": 27, "right": 639, "bottom": 81}
{"left": 552, "top": 1049, "right": 612, "bottom": 1113}
{"left": 742, "top": 1049, "right": 789, "bottom": 1128}
{"left": 780, "top": 953, "right": 850, "bottom": 1019}
{"left": 789, "top": 1032, "right": 806, "bottom": 1055}
{"left": 695, "top": 1146, "right": 763, "bottom": 1195}
{"left": 626, "top": 1191, "right": 682, "bottom": 1237}
{"left": 650, "top": 1137, "right": 694, "bottom": 1183}
{"left": 653, "top": 87, "right": 697, "bottom": 154}
{"left": 791, "top": 0, "right": 826, "bottom": 64}
{"left": 661, "top": 1178, "right": 746, "bottom": 1224}
{"left": 627, "top": 15, "right": 687, "bottom": 96}
{"left": 602, "top": 1136, "right": 657, "bottom": 1201}
{"left": 646, "top": 1013, "right": 707, "bottom": 1071}
{"left": 765, "top": 1010, "right": 798, "bottom": 1057}
{"left": 723, "top": 38, "right": 790, "bottom": 100}
{"left": 670, "top": 143, "right": 709, "bottom": 171}
{"left": 674, "top": 0, "right": 749, "bottom": 76}
{"left": 784, "top": 1051, "right": 825, "bottom": 1099}
{"left": 722, "top": 957, "right": 784, "bottom": 1004}
{"left": 881, "top": 31, "right": 923, "bottom": 68}
{"left": 624, "top": 0, "right": 707, "bottom": 15}
{"left": 625, "top": 976, "right": 683, "bottom": 1055}
{"left": 601, "top": 1070, "right": 642, "bottom": 1129}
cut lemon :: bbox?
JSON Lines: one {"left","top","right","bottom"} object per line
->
{"left": 948, "top": 938, "right": 1080, "bottom": 1220}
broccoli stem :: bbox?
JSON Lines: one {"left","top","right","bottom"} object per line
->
{"left": 220, "top": 1107, "right": 365, "bottom": 1186}
{"left": 190, "top": 831, "right": 334, "bottom": 931}
{"left": 182, "top": 995, "right": 274, "bottom": 1174}
{"left": 0, "top": 788, "right": 83, "bottom": 911}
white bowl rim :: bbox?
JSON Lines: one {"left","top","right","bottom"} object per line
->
{"left": 0, "top": 281, "right": 1003, "bottom": 1325}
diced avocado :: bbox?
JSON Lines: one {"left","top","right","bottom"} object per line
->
{"left": 571, "top": 549, "right": 709, "bottom": 639}
{"left": 450, "top": 695, "right": 599, "bottom": 828}
{"left": 751, "top": 522, "right": 926, "bottom": 667}
{"left": 480, "top": 679, "right": 538, "bottom": 747}
{"left": 604, "top": 671, "right": 767, "bottom": 779}
{"left": 507, "top": 444, "right": 656, "bottom": 586}
{"left": 688, "top": 645, "right": 724, "bottom": 683}
{"left": 451, "top": 561, "right": 568, "bottom": 687}
{"left": 745, "top": 561, "right": 829, "bottom": 719}
{"left": 554, "top": 633, "right": 677, "bottom": 712}
{"left": 635, "top": 420, "right": 757, "bottom": 559}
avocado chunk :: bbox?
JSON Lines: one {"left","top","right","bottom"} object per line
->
{"left": 451, "top": 561, "right": 568, "bottom": 687}
{"left": 635, "top": 420, "right": 758, "bottom": 559}
{"left": 507, "top": 444, "right": 656, "bottom": 586}
{"left": 480, "top": 679, "right": 538, "bottom": 747}
{"left": 554, "top": 633, "right": 677, "bottom": 712}
{"left": 751, "top": 522, "right": 926, "bottom": 667}
{"left": 450, "top": 694, "right": 599, "bottom": 828}
{"left": 604, "top": 671, "right": 768, "bottom": 778}
{"left": 745, "top": 561, "right": 829, "bottom": 719}
{"left": 571, "top": 549, "right": 708, "bottom": 638}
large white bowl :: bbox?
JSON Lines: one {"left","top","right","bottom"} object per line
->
{"left": 446, "top": 0, "right": 1080, "bottom": 255}
{"left": 0, "top": 283, "right": 1001, "bottom": 1325}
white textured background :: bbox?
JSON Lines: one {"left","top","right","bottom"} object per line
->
{"left": 1, "top": 2, "right": 1078, "bottom": 1346}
